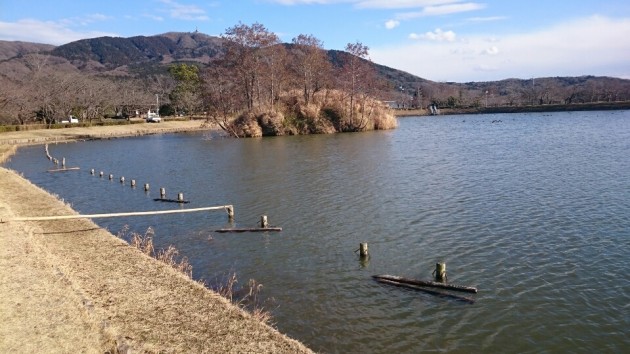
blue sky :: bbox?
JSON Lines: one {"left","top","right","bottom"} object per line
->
{"left": 1, "top": 0, "right": 629, "bottom": 82}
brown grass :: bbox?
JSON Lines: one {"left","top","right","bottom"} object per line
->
{"left": 119, "top": 224, "right": 272, "bottom": 324}
{"left": 229, "top": 89, "right": 398, "bottom": 137}
{"left": 119, "top": 225, "right": 193, "bottom": 279}
{"left": 0, "top": 120, "right": 210, "bottom": 146}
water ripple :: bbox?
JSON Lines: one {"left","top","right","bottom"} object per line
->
{"left": 6, "top": 111, "right": 630, "bottom": 353}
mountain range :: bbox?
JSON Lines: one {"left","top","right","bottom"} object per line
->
{"left": 1, "top": 31, "right": 629, "bottom": 108}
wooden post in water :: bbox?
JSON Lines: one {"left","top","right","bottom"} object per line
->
{"left": 62, "top": 158, "right": 65, "bottom": 168}
{"left": 160, "top": 187, "right": 166, "bottom": 198}
{"left": 90, "top": 168, "right": 95, "bottom": 175}
{"left": 45, "top": 144, "right": 52, "bottom": 160}
{"left": 177, "top": 192, "right": 184, "bottom": 202}
{"left": 109, "top": 174, "right": 113, "bottom": 180}
{"left": 359, "top": 243, "right": 369, "bottom": 258}
{"left": 131, "top": 179, "right": 136, "bottom": 187}
{"left": 226, "top": 205, "right": 234, "bottom": 220}
{"left": 260, "top": 215, "right": 268, "bottom": 228}
{"left": 120, "top": 176, "right": 125, "bottom": 184}
{"left": 435, "top": 262, "right": 447, "bottom": 282}
{"left": 144, "top": 183, "right": 150, "bottom": 192}
{"left": 99, "top": 171, "right": 104, "bottom": 177}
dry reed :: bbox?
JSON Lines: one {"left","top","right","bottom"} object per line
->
{"left": 118, "top": 226, "right": 271, "bottom": 323}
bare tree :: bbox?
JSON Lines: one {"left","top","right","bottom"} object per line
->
{"left": 290, "top": 34, "right": 332, "bottom": 105}
{"left": 201, "top": 64, "right": 241, "bottom": 137}
{"left": 338, "top": 41, "right": 376, "bottom": 131}
{"left": 222, "top": 22, "right": 281, "bottom": 111}
{"left": 260, "top": 43, "right": 289, "bottom": 111}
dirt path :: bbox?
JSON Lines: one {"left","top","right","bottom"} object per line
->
{"left": 0, "top": 126, "right": 312, "bottom": 353}
{"left": 0, "top": 120, "right": 211, "bottom": 145}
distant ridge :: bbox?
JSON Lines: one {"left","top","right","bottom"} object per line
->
{"left": 0, "top": 32, "right": 628, "bottom": 109}
{"left": 0, "top": 40, "right": 55, "bottom": 61}
{"left": 50, "top": 32, "right": 224, "bottom": 68}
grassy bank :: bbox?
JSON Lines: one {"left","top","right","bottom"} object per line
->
{"left": 0, "top": 124, "right": 313, "bottom": 353}
{"left": 0, "top": 120, "right": 211, "bottom": 146}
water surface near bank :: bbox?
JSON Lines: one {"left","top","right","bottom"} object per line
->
{"left": 7, "top": 111, "right": 630, "bottom": 353}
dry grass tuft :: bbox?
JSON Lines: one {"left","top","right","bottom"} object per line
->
{"left": 156, "top": 245, "right": 193, "bottom": 278}
{"left": 213, "top": 272, "right": 273, "bottom": 325}
{"left": 119, "top": 226, "right": 271, "bottom": 322}
{"left": 119, "top": 226, "right": 193, "bottom": 278}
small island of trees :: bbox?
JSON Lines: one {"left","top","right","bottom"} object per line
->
{"left": 170, "top": 23, "right": 397, "bottom": 137}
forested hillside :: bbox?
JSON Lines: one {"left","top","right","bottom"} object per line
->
{"left": 1, "top": 28, "right": 629, "bottom": 129}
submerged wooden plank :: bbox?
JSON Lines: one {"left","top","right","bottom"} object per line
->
{"left": 47, "top": 167, "right": 80, "bottom": 172}
{"left": 215, "top": 227, "right": 282, "bottom": 233}
{"left": 153, "top": 198, "right": 191, "bottom": 204}
{"left": 374, "top": 278, "right": 475, "bottom": 304}
{"left": 372, "top": 274, "right": 478, "bottom": 294}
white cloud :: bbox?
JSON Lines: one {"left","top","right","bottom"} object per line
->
{"left": 371, "top": 16, "right": 630, "bottom": 82}
{"left": 484, "top": 46, "right": 499, "bottom": 55}
{"left": 356, "top": 0, "right": 461, "bottom": 9}
{"left": 0, "top": 19, "right": 117, "bottom": 45}
{"left": 268, "top": 0, "right": 481, "bottom": 11}
{"left": 159, "top": 0, "right": 209, "bottom": 21}
{"left": 467, "top": 16, "right": 508, "bottom": 22}
{"left": 385, "top": 19, "right": 400, "bottom": 29}
{"left": 422, "top": 2, "right": 485, "bottom": 15}
{"left": 267, "top": 0, "right": 347, "bottom": 4}
{"left": 410, "top": 28, "right": 456, "bottom": 41}
{"left": 395, "top": 2, "right": 484, "bottom": 20}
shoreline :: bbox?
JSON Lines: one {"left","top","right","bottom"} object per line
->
{"left": 0, "top": 120, "right": 213, "bottom": 146}
{"left": 0, "top": 122, "right": 313, "bottom": 353}
{"left": 393, "top": 101, "right": 630, "bottom": 117}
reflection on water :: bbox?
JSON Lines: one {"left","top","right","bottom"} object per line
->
{"left": 6, "top": 111, "right": 630, "bottom": 353}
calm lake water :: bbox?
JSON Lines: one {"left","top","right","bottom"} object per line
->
{"left": 6, "top": 111, "right": 630, "bottom": 353}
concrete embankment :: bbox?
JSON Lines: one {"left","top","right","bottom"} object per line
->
{"left": 0, "top": 125, "right": 313, "bottom": 353}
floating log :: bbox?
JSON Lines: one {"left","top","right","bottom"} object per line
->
{"left": 374, "top": 277, "right": 475, "bottom": 304}
{"left": 215, "top": 227, "right": 282, "bottom": 233}
{"left": 47, "top": 167, "right": 81, "bottom": 172}
{"left": 372, "top": 274, "right": 478, "bottom": 294}
{"left": 2, "top": 205, "right": 234, "bottom": 223}
{"left": 153, "top": 198, "right": 190, "bottom": 204}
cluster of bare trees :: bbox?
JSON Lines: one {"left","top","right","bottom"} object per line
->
{"left": 170, "top": 22, "right": 388, "bottom": 135}
{"left": 409, "top": 76, "right": 630, "bottom": 110}
{"left": 0, "top": 53, "right": 174, "bottom": 126}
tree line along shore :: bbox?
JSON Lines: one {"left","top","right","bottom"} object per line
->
{"left": 0, "top": 125, "right": 313, "bottom": 353}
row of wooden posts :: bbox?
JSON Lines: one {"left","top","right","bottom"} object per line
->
{"left": 357, "top": 242, "right": 450, "bottom": 283}
{"left": 88, "top": 168, "right": 189, "bottom": 202}
{"left": 43, "top": 144, "right": 235, "bottom": 219}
